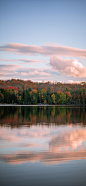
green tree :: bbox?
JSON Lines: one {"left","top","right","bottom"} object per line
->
{"left": 59, "top": 92, "right": 66, "bottom": 104}
{"left": 51, "top": 94, "right": 56, "bottom": 104}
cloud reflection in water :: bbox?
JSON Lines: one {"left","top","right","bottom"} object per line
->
{"left": 0, "top": 125, "right": 86, "bottom": 165}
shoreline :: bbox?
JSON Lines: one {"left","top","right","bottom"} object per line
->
{"left": 0, "top": 104, "right": 86, "bottom": 107}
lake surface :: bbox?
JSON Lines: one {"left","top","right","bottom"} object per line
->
{"left": 0, "top": 106, "right": 86, "bottom": 186}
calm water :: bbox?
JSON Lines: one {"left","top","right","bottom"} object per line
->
{"left": 0, "top": 106, "right": 86, "bottom": 186}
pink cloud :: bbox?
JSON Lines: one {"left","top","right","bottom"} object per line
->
{"left": 19, "top": 59, "right": 45, "bottom": 63}
{"left": 0, "top": 64, "right": 52, "bottom": 80}
{"left": 0, "top": 58, "right": 17, "bottom": 62}
{"left": 50, "top": 56, "right": 86, "bottom": 77}
{"left": 0, "top": 64, "right": 22, "bottom": 70}
{"left": 0, "top": 58, "right": 45, "bottom": 64}
{"left": 0, "top": 43, "right": 86, "bottom": 58}
{"left": 68, "top": 80, "right": 81, "bottom": 84}
{"left": 0, "top": 43, "right": 44, "bottom": 56}
{"left": 0, "top": 43, "right": 86, "bottom": 79}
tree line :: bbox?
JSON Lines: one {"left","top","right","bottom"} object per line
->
{"left": 0, "top": 86, "right": 86, "bottom": 105}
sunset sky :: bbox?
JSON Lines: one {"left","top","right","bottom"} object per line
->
{"left": 0, "top": 0, "right": 86, "bottom": 83}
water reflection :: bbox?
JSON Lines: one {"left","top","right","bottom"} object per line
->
{"left": 0, "top": 106, "right": 86, "bottom": 166}
{"left": 0, "top": 106, "right": 86, "bottom": 126}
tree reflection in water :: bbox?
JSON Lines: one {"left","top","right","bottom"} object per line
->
{"left": 0, "top": 106, "right": 86, "bottom": 127}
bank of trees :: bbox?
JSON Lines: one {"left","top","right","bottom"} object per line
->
{"left": 0, "top": 86, "right": 86, "bottom": 105}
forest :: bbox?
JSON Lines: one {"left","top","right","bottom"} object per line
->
{"left": 0, "top": 79, "right": 86, "bottom": 105}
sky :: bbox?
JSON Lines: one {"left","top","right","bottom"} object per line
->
{"left": 0, "top": 0, "right": 86, "bottom": 83}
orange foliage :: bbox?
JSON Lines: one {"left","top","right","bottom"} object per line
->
{"left": 66, "top": 92, "right": 72, "bottom": 97}
{"left": 32, "top": 89, "right": 37, "bottom": 93}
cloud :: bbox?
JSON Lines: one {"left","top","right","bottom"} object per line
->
{"left": 0, "top": 64, "right": 22, "bottom": 77}
{"left": 0, "top": 43, "right": 44, "bottom": 56}
{"left": 68, "top": 80, "right": 81, "bottom": 84}
{"left": 0, "top": 64, "right": 53, "bottom": 80}
{"left": 50, "top": 56, "right": 86, "bottom": 77}
{"left": 19, "top": 59, "right": 45, "bottom": 63}
{"left": 0, "top": 64, "right": 21, "bottom": 70}
{"left": 0, "top": 43, "right": 86, "bottom": 79}
{"left": 0, "top": 43, "right": 86, "bottom": 58}
{"left": 0, "top": 58, "right": 17, "bottom": 63}
{"left": 0, "top": 58, "right": 45, "bottom": 64}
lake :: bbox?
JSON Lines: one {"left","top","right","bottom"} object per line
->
{"left": 0, "top": 106, "right": 86, "bottom": 186}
